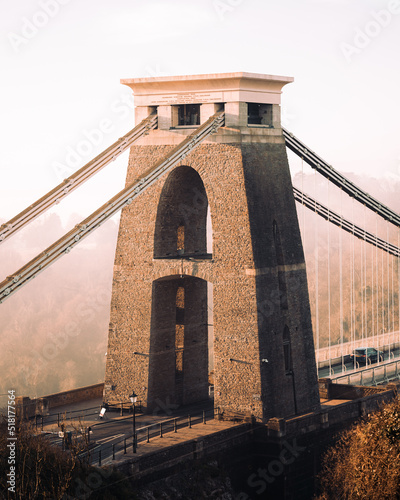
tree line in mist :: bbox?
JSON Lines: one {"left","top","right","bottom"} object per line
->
{"left": 0, "top": 213, "right": 119, "bottom": 400}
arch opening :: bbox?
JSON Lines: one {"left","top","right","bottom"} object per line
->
{"left": 154, "top": 166, "right": 211, "bottom": 259}
{"left": 148, "top": 275, "right": 213, "bottom": 408}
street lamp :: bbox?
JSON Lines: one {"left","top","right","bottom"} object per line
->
{"left": 129, "top": 391, "right": 138, "bottom": 453}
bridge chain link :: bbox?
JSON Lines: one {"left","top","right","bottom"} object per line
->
{"left": 0, "top": 111, "right": 225, "bottom": 303}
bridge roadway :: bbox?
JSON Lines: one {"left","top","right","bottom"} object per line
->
{"left": 316, "top": 330, "right": 400, "bottom": 365}
{"left": 318, "top": 349, "right": 400, "bottom": 389}
{"left": 40, "top": 393, "right": 369, "bottom": 471}
{"left": 318, "top": 347, "right": 400, "bottom": 378}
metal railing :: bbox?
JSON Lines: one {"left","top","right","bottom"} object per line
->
{"left": 317, "top": 337, "right": 400, "bottom": 363}
{"left": 83, "top": 407, "right": 219, "bottom": 466}
{"left": 34, "top": 405, "right": 100, "bottom": 430}
{"left": 332, "top": 358, "right": 400, "bottom": 386}
{"left": 27, "top": 400, "right": 142, "bottom": 430}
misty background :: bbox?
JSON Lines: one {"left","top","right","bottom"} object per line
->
{"left": 1, "top": 164, "right": 399, "bottom": 398}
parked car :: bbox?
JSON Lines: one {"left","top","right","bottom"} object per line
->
{"left": 350, "top": 347, "right": 384, "bottom": 366}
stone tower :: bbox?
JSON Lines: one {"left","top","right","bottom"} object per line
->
{"left": 104, "top": 72, "right": 320, "bottom": 422}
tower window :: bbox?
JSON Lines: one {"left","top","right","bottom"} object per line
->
{"left": 247, "top": 103, "right": 273, "bottom": 126}
{"left": 175, "top": 287, "right": 185, "bottom": 381}
{"left": 178, "top": 104, "right": 200, "bottom": 126}
{"left": 177, "top": 225, "right": 185, "bottom": 255}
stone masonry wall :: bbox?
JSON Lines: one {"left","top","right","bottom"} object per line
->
{"left": 104, "top": 127, "right": 320, "bottom": 421}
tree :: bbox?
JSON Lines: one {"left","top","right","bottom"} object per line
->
{"left": 317, "top": 397, "right": 400, "bottom": 499}
{"left": 0, "top": 419, "right": 134, "bottom": 499}
{"left": 0, "top": 420, "right": 80, "bottom": 499}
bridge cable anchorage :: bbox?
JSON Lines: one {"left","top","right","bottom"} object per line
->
{"left": 0, "top": 113, "right": 158, "bottom": 244}
{"left": 283, "top": 128, "right": 400, "bottom": 228}
{"left": 293, "top": 188, "right": 400, "bottom": 258}
{"left": 0, "top": 111, "right": 225, "bottom": 304}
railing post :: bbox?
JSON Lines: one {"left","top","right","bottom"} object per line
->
{"left": 160, "top": 422, "right": 163, "bottom": 438}
{"left": 41, "top": 416, "right": 44, "bottom": 431}
{"left": 188, "top": 415, "right": 191, "bottom": 429}
{"left": 147, "top": 427, "right": 150, "bottom": 443}
{"left": 203, "top": 411, "right": 206, "bottom": 424}
{"left": 98, "top": 447, "right": 101, "bottom": 466}
{"left": 174, "top": 418, "right": 177, "bottom": 433}
{"left": 57, "top": 413, "right": 60, "bottom": 427}
{"left": 124, "top": 438, "right": 127, "bottom": 454}
{"left": 120, "top": 402, "right": 123, "bottom": 416}
{"left": 112, "top": 444, "right": 115, "bottom": 460}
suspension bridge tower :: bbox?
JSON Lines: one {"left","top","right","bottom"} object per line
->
{"left": 103, "top": 72, "right": 320, "bottom": 421}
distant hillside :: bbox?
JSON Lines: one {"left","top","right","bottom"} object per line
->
{"left": 0, "top": 214, "right": 119, "bottom": 398}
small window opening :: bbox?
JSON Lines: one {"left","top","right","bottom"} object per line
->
{"left": 283, "top": 326, "right": 292, "bottom": 374}
{"left": 177, "top": 225, "right": 185, "bottom": 255}
{"left": 175, "top": 287, "right": 185, "bottom": 377}
{"left": 248, "top": 103, "right": 273, "bottom": 126}
{"left": 273, "top": 221, "right": 288, "bottom": 310}
{"left": 178, "top": 104, "right": 200, "bottom": 126}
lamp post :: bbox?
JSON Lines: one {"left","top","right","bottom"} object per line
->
{"left": 129, "top": 391, "right": 138, "bottom": 453}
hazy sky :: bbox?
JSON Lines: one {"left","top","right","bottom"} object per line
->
{"left": 1, "top": 0, "right": 399, "bottom": 224}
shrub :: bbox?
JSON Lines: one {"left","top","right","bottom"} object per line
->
{"left": 317, "top": 397, "right": 400, "bottom": 499}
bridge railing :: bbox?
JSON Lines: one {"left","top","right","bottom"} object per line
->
{"left": 316, "top": 334, "right": 400, "bottom": 364}
{"left": 83, "top": 407, "right": 219, "bottom": 466}
{"left": 31, "top": 400, "right": 143, "bottom": 430}
{"left": 332, "top": 359, "right": 400, "bottom": 386}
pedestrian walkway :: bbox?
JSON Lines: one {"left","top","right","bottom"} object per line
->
{"left": 101, "top": 418, "right": 239, "bottom": 466}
